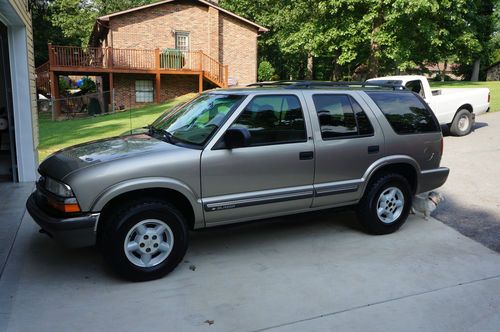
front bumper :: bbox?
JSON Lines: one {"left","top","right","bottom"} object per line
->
{"left": 418, "top": 167, "right": 450, "bottom": 194}
{"left": 26, "top": 193, "right": 98, "bottom": 248}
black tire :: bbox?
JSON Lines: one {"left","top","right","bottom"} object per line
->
{"left": 449, "top": 109, "right": 473, "bottom": 136}
{"left": 356, "top": 173, "right": 412, "bottom": 235}
{"left": 100, "top": 199, "right": 189, "bottom": 282}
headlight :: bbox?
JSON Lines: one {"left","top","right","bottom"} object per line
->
{"left": 44, "top": 177, "right": 74, "bottom": 198}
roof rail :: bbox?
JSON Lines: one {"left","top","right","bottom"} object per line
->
{"left": 247, "top": 80, "right": 406, "bottom": 90}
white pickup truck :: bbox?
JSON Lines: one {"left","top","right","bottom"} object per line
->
{"left": 367, "top": 75, "right": 490, "bottom": 136}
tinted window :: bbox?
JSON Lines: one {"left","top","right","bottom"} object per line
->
{"left": 312, "top": 94, "right": 374, "bottom": 139}
{"left": 229, "top": 95, "right": 306, "bottom": 146}
{"left": 367, "top": 92, "right": 439, "bottom": 134}
{"left": 350, "top": 96, "right": 374, "bottom": 136}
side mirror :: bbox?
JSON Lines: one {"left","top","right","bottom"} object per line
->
{"left": 223, "top": 127, "right": 250, "bottom": 149}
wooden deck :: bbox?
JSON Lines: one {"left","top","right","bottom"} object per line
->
{"left": 36, "top": 44, "right": 229, "bottom": 119}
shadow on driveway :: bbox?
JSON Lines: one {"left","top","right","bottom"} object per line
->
{"left": 433, "top": 196, "right": 500, "bottom": 253}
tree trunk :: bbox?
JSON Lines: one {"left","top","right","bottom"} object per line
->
{"left": 471, "top": 59, "right": 480, "bottom": 81}
{"left": 441, "top": 60, "right": 448, "bottom": 82}
{"left": 367, "top": 15, "right": 383, "bottom": 79}
{"left": 331, "top": 56, "right": 340, "bottom": 81}
{"left": 305, "top": 53, "right": 314, "bottom": 80}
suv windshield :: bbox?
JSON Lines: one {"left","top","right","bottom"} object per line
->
{"left": 151, "top": 94, "right": 245, "bottom": 146}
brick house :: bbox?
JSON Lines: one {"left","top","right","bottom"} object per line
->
{"left": 37, "top": 0, "right": 267, "bottom": 116}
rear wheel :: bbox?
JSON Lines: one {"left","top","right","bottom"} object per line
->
{"left": 450, "top": 109, "right": 473, "bottom": 136}
{"left": 357, "top": 173, "right": 412, "bottom": 235}
{"left": 100, "top": 199, "right": 188, "bottom": 281}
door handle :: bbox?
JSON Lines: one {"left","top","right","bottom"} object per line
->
{"left": 299, "top": 151, "right": 314, "bottom": 160}
{"left": 368, "top": 145, "right": 379, "bottom": 154}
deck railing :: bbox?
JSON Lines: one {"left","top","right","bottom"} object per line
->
{"left": 47, "top": 44, "right": 228, "bottom": 87}
{"left": 35, "top": 61, "right": 51, "bottom": 95}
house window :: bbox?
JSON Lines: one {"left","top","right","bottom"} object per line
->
{"left": 135, "top": 80, "right": 154, "bottom": 103}
{"left": 175, "top": 32, "right": 190, "bottom": 52}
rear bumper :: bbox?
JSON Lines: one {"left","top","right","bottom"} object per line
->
{"left": 418, "top": 167, "right": 450, "bottom": 194}
{"left": 26, "top": 193, "right": 98, "bottom": 248}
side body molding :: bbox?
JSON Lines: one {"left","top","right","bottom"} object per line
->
{"left": 90, "top": 177, "right": 205, "bottom": 228}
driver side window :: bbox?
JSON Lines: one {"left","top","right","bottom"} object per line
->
{"left": 229, "top": 95, "right": 307, "bottom": 147}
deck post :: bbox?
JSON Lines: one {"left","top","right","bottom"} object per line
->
{"left": 224, "top": 65, "right": 229, "bottom": 88}
{"left": 199, "top": 73, "right": 203, "bottom": 93}
{"left": 47, "top": 43, "right": 53, "bottom": 66}
{"left": 155, "top": 48, "right": 161, "bottom": 103}
{"left": 49, "top": 71, "right": 61, "bottom": 120}
{"left": 156, "top": 73, "right": 161, "bottom": 103}
{"left": 109, "top": 73, "right": 114, "bottom": 111}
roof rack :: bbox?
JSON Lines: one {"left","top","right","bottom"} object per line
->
{"left": 247, "top": 80, "right": 406, "bottom": 90}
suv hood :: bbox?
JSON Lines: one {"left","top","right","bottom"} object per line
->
{"left": 39, "top": 134, "right": 176, "bottom": 181}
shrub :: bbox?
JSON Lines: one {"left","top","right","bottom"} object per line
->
{"left": 58, "top": 77, "right": 71, "bottom": 93}
{"left": 258, "top": 61, "right": 276, "bottom": 82}
{"left": 80, "top": 77, "right": 97, "bottom": 93}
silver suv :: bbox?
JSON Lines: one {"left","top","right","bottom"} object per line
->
{"left": 27, "top": 81, "right": 449, "bottom": 281}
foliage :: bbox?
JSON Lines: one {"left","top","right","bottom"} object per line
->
{"left": 220, "top": 0, "right": 497, "bottom": 80}
{"left": 79, "top": 77, "right": 96, "bottom": 93}
{"left": 58, "top": 76, "right": 71, "bottom": 92}
{"left": 38, "top": 93, "right": 197, "bottom": 161}
{"left": 258, "top": 61, "right": 276, "bottom": 81}
{"left": 32, "top": 2, "right": 79, "bottom": 66}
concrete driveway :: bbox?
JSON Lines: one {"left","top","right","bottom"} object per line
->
{"left": 2, "top": 207, "right": 500, "bottom": 331}
{"left": 435, "top": 111, "right": 500, "bottom": 252}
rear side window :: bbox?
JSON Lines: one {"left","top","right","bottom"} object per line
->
{"left": 366, "top": 92, "right": 439, "bottom": 134}
{"left": 312, "top": 94, "right": 374, "bottom": 139}
{"left": 230, "top": 95, "right": 306, "bottom": 146}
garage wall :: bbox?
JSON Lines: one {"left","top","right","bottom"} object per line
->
{"left": 0, "top": 0, "right": 38, "bottom": 181}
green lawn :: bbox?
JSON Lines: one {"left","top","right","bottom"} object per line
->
{"left": 430, "top": 81, "right": 500, "bottom": 112}
{"left": 38, "top": 93, "right": 196, "bottom": 161}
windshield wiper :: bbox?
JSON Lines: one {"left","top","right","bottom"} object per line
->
{"left": 147, "top": 125, "right": 175, "bottom": 144}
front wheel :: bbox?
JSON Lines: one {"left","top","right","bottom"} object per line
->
{"left": 100, "top": 199, "right": 189, "bottom": 281}
{"left": 450, "top": 109, "right": 473, "bottom": 136}
{"left": 356, "top": 173, "right": 412, "bottom": 235}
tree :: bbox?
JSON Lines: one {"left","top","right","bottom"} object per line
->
{"left": 258, "top": 61, "right": 276, "bottom": 81}
{"left": 32, "top": 1, "right": 79, "bottom": 66}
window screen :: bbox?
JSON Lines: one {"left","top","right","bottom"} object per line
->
{"left": 366, "top": 92, "right": 440, "bottom": 134}
{"left": 229, "top": 95, "right": 306, "bottom": 146}
{"left": 312, "top": 94, "right": 374, "bottom": 139}
{"left": 135, "top": 80, "right": 154, "bottom": 103}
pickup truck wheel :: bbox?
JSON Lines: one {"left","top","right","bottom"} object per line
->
{"left": 357, "top": 173, "right": 412, "bottom": 235}
{"left": 101, "top": 199, "right": 188, "bottom": 281}
{"left": 450, "top": 109, "right": 473, "bottom": 136}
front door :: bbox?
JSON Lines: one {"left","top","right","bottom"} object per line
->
{"left": 201, "top": 93, "right": 315, "bottom": 225}
{"left": 0, "top": 22, "right": 17, "bottom": 182}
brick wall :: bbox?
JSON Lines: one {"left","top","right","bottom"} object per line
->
{"left": 110, "top": 2, "right": 210, "bottom": 52}
{"left": 220, "top": 13, "right": 258, "bottom": 85}
{"left": 113, "top": 73, "right": 199, "bottom": 109}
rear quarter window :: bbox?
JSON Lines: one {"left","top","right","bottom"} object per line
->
{"left": 366, "top": 92, "right": 440, "bottom": 134}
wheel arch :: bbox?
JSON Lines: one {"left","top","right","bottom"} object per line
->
{"left": 362, "top": 156, "right": 420, "bottom": 196}
{"left": 457, "top": 103, "right": 473, "bottom": 114}
{"left": 92, "top": 178, "right": 204, "bottom": 233}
